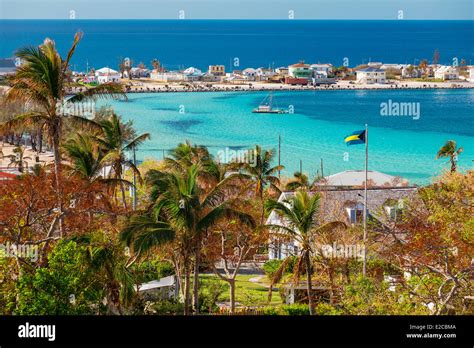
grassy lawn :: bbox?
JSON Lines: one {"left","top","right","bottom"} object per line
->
{"left": 200, "top": 274, "right": 282, "bottom": 307}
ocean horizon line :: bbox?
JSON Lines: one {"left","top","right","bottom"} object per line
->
{"left": 1, "top": 18, "right": 473, "bottom": 21}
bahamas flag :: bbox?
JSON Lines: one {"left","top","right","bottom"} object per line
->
{"left": 344, "top": 130, "right": 366, "bottom": 145}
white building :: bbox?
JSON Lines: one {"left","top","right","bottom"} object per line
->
{"left": 95, "top": 67, "right": 121, "bottom": 84}
{"left": 182, "top": 67, "right": 203, "bottom": 81}
{"left": 356, "top": 67, "right": 386, "bottom": 84}
{"left": 367, "top": 62, "right": 383, "bottom": 68}
{"left": 208, "top": 65, "right": 225, "bottom": 76}
{"left": 401, "top": 65, "right": 422, "bottom": 78}
{"left": 242, "top": 68, "right": 258, "bottom": 81}
{"left": 288, "top": 62, "right": 312, "bottom": 79}
{"left": 275, "top": 67, "right": 289, "bottom": 76}
{"left": 256, "top": 67, "right": 277, "bottom": 81}
{"left": 150, "top": 71, "right": 185, "bottom": 82}
{"left": 469, "top": 66, "right": 474, "bottom": 82}
{"left": 266, "top": 172, "right": 415, "bottom": 260}
{"left": 316, "top": 170, "right": 408, "bottom": 188}
{"left": 310, "top": 64, "right": 333, "bottom": 76}
{"left": 434, "top": 66, "right": 459, "bottom": 80}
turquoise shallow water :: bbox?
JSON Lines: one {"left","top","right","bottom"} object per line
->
{"left": 99, "top": 89, "right": 474, "bottom": 184}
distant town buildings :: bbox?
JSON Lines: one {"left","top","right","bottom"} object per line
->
{"left": 356, "top": 67, "right": 386, "bottom": 84}
{"left": 434, "top": 66, "right": 460, "bottom": 80}
{"left": 208, "top": 65, "right": 226, "bottom": 76}
{"left": 95, "top": 67, "right": 121, "bottom": 84}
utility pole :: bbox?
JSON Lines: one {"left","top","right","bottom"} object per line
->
{"left": 278, "top": 134, "right": 281, "bottom": 180}
{"left": 362, "top": 124, "right": 369, "bottom": 277}
{"left": 132, "top": 146, "right": 137, "bottom": 211}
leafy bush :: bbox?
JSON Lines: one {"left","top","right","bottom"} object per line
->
{"left": 15, "top": 240, "right": 99, "bottom": 315}
{"left": 263, "top": 259, "right": 283, "bottom": 280}
{"left": 263, "top": 304, "right": 310, "bottom": 315}
{"left": 314, "top": 303, "right": 343, "bottom": 315}
{"left": 144, "top": 300, "right": 184, "bottom": 315}
{"left": 198, "top": 278, "right": 228, "bottom": 313}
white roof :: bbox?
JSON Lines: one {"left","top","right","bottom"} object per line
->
{"left": 183, "top": 67, "right": 202, "bottom": 76}
{"left": 95, "top": 67, "right": 119, "bottom": 75}
{"left": 435, "top": 65, "right": 457, "bottom": 73}
{"left": 137, "top": 276, "right": 176, "bottom": 292}
{"left": 321, "top": 170, "right": 406, "bottom": 187}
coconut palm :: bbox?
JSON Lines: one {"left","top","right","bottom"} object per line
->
{"left": 265, "top": 190, "right": 346, "bottom": 315}
{"left": 5, "top": 32, "right": 124, "bottom": 188}
{"left": 121, "top": 164, "right": 254, "bottom": 314}
{"left": 3, "top": 32, "right": 124, "bottom": 235}
{"left": 285, "top": 171, "right": 310, "bottom": 191}
{"left": 436, "top": 140, "right": 463, "bottom": 173}
{"left": 7, "top": 146, "right": 31, "bottom": 173}
{"left": 93, "top": 113, "right": 150, "bottom": 209}
{"left": 239, "top": 145, "right": 284, "bottom": 224}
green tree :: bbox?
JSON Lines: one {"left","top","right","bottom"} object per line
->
{"left": 265, "top": 190, "right": 346, "bottom": 315}
{"left": 4, "top": 32, "right": 124, "bottom": 234}
{"left": 15, "top": 240, "right": 97, "bottom": 315}
{"left": 239, "top": 145, "right": 284, "bottom": 224}
{"left": 436, "top": 140, "right": 463, "bottom": 173}
{"left": 94, "top": 112, "right": 150, "bottom": 208}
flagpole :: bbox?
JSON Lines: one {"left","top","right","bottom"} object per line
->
{"left": 363, "top": 124, "right": 368, "bottom": 277}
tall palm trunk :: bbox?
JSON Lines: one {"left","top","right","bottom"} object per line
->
{"left": 183, "top": 266, "right": 191, "bottom": 315}
{"left": 305, "top": 251, "right": 315, "bottom": 315}
{"left": 51, "top": 122, "right": 64, "bottom": 237}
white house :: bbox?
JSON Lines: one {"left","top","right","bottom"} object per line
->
{"left": 256, "top": 67, "right": 277, "bottom": 81}
{"left": 469, "top": 66, "right": 474, "bottom": 82}
{"left": 182, "top": 67, "right": 203, "bottom": 81}
{"left": 95, "top": 67, "right": 121, "bottom": 84}
{"left": 356, "top": 67, "right": 386, "bottom": 84}
{"left": 310, "top": 64, "right": 333, "bottom": 76}
{"left": 266, "top": 173, "right": 416, "bottom": 260}
{"left": 401, "top": 65, "right": 422, "bottom": 79}
{"left": 434, "top": 66, "right": 459, "bottom": 80}
{"left": 242, "top": 68, "right": 258, "bottom": 81}
{"left": 315, "top": 170, "right": 409, "bottom": 188}
{"left": 275, "top": 67, "right": 289, "bottom": 76}
{"left": 150, "top": 71, "right": 185, "bottom": 82}
{"left": 288, "top": 62, "right": 312, "bottom": 79}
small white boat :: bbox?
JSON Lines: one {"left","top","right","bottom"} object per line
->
{"left": 252, "top": 92, "right": 288, "bottom": 114}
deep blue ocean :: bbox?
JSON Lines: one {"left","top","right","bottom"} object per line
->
{"left": 1, "top": 20, "right": 473, "bottom": 71}
{"left": 2, "top": 20, "right": 473, "bottom": 183}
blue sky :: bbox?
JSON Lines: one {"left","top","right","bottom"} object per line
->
{"left": 1, "top": 0, "right": 473, "bottom": 19}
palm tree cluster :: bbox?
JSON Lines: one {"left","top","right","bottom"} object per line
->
{"left": 121, "top": 142, "right": 281, "bottom": 314}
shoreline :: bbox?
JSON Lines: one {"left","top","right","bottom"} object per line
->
{"left": 93, "top": 80, "right": 474, "bottom": 94}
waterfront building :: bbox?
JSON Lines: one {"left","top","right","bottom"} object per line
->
{"left": 368, "top": 62, "right": 383, "bottom": 68}
{"left": 401, "top": 65, "right": 422, "bottom": 78}
{"left": 256, "top": 67, "right": 277, "bottom": 81}
{"left": 182, "top": 67, "right": 203, "bottom": 81}
{"left": 469, "top": 66, "right": 474, "bottom": 82}
{"left": 356, "top": 67, "right": 386, "bottom": 84}
{"left": 275, "top": 67, "right": 289, "bottom": 76}
{"left": 242, "top": 68, "right": 257, "bottom": 81}
{"left": 208, "top": 65, "right": 226, "bottom": 76}
{"left": 150, "top": 71, "right": 185, "bottom": 82}
{"left": 434, "top": 66, "right": 460, "bottom": 80}
{"left": 310, "top": 63, "right": 333, "bottom": 76}
{"left": 95, "top": 67, "right": 121, "bottom": 84}
{"left": 288, "top": 62, "right": 312, "bottom": 79}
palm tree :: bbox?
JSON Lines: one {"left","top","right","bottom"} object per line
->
{"left": 94, "top": 113, "right": 150, "bottom": 209}
{"left": 3, "top": 32, "right": 124, "bottom": 234}
{"left": 285, "top": 171, "right": 310, "bottom": 191}
{"left": 7, "top": 146, "right": 31, "bottom": 173}
{"left": 122, "top": 164, "right": 254, "bottom": 314}
{"left": 265, "top": 190, "right": 346, "bottom": 315}
{"left": 239, "top": 145, "right": 284, "bottom": 224}
{"left": 436, "top": 140, "right": 463, "bottom": 173}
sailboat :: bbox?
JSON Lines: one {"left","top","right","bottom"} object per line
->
{"left": 252, "top": 92, "right": 288, "bottom": 114}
